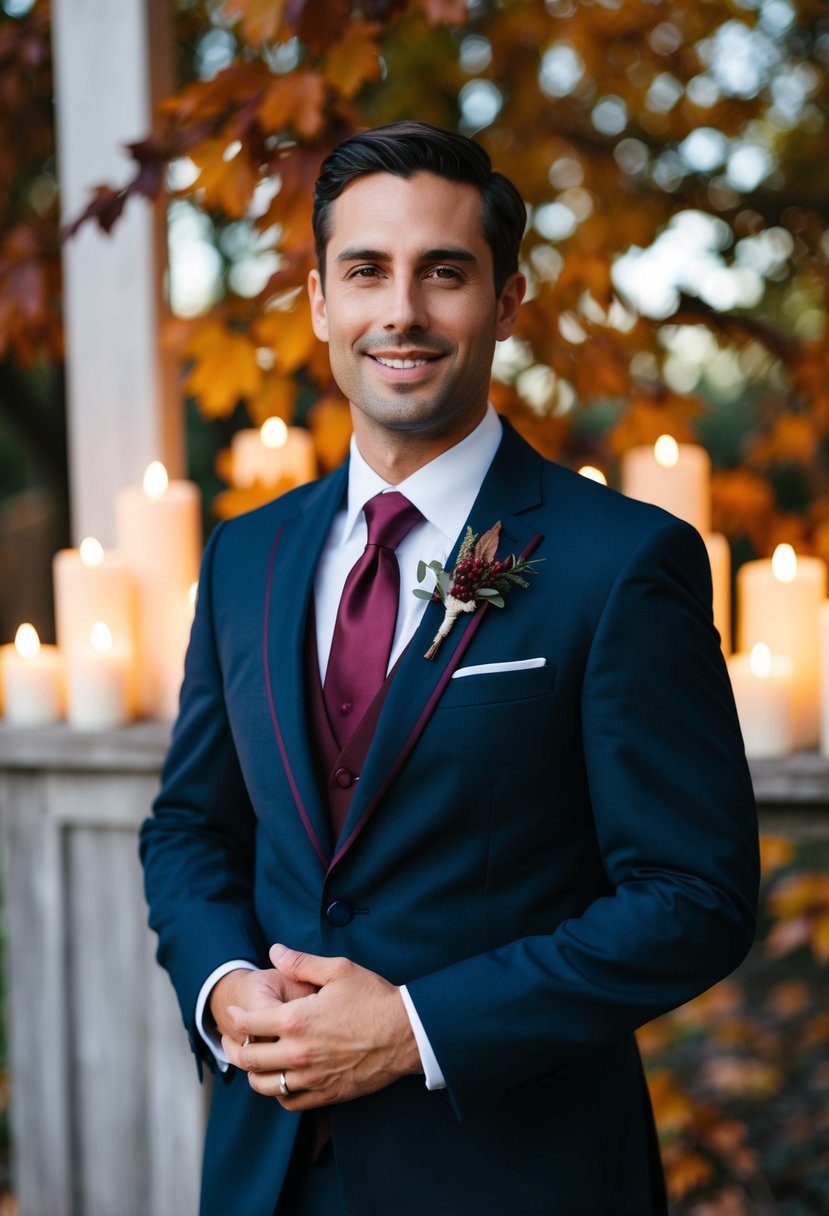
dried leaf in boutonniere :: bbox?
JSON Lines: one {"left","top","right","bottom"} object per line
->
{"left": 412, "top": 521, "right": 543, "bottom": 660}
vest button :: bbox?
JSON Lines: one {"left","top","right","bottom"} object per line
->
{"left": 334, "top": 767, "right": 354, "bottom": 789}
{"left": 326, "top": 900, "right": 354, "bottom": 927}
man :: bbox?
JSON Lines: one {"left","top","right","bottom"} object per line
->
{"left": 141, "top": 121, "right": 758, "bottom": 1216}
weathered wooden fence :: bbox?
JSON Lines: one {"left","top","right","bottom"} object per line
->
{"left": 0, "top": 725, "right": 827, "bottom": 1215}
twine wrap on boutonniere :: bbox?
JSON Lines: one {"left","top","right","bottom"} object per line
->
{"left": 413, "top": 521, "right": 543, "bottom": 660}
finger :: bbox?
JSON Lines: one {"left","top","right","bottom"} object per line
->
{"left": 225, "top": 1003, "right": 288, "bottom": 1042}
{"left": 270, "top": 943, "right": 347, "bottom": 987}
{"left": 222, "top": 1033, "right": 287, "bottom": 1074}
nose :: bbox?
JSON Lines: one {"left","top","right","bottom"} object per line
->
{"left": 384, "top": 277, "right": 428, "bottom": 333}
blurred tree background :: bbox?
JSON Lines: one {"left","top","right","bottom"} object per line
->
{"left": 2, "top": 0, "right": 829, "bottom": 1209}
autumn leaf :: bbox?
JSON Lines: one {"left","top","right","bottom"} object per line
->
{"left": 662, "top": 1147, "right": 714, "bottom": 1201}
{"left": 323, "top": 17, "right": 383, "bottom": 100}
{"left": 190, "top": 137, "right": 260, "bottom": 218}
{"left": 759, "top": 835, "right": 795, "bottom": 879}
{"left": 245, "top": 373, "right": 298, "bottom": 427}
{"left": 307, "top": 394, "right": 352, "bottom": 470}
{"left": 258, "top": 72, "right": 327, "bottom": 140}
{"left": 214, "top": 473, "right": 301, "bottom": 518}
{"left": 223, "top": 0, "right": 289, "bottom": 49}
{"left": 183, "top": 320, "right": 262, "bottom": 418}
{"left": 253, "top": 293, "right": 321, "bottom": 376}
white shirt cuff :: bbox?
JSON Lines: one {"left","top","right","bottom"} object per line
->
{"left": 399, "top": 985, "right": 446, "bottom": 1090}
{"left": 195, "top": 959, "right": 259, "bottom": 1072}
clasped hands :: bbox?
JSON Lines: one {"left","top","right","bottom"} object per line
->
{"left": 212, "top": 945, "right": 421, "bottom": 1110}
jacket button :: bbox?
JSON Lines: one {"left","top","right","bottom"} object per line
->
{"left": 334, "top": 767, "right": 354, "bottom": 789}
{"left": 326, "top": 900, "right": 354, "bottom": 927}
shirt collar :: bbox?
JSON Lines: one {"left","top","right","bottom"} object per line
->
{"left": 343, "top": 406, "right": 503, "bottom": 546}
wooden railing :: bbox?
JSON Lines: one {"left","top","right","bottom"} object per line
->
{"left": 0, "top": 722, "right": 825, "bottom": 1215}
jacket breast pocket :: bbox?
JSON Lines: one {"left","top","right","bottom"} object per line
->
{"left": 438, "top": 661, "right": 557, "bottom": 708}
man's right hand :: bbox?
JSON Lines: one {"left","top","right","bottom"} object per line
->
{"left": 209, "top": 967, "right": 318, "bottom": 1045}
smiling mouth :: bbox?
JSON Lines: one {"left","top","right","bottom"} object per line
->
{"left": 371, "top": 355, "right": 437, "bottom": 370}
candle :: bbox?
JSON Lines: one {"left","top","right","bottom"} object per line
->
{"left": 67, "top": 621, "right": 131, "bottom": 730}
{"left": 818, "top": 602, "right": 829, "bottom": 757}
{"left": 621, "top": 435, "right": 711, "bottom": 534}
{"left": 1, "top": 624, "right": 64, "bottom": 726}
{"left": 231, "top": 420, "right": 316, "bottom": 489}
{"left": 737, "top": 544, "right": 827, "bottom": 748}
{"left": 704, "top": 532, "right": 731, "bottom": 655}
{"left": 728, "top": 643, "right": 794, "bottom": 758}
{"left": 53, "top": 536, "right": 137, "bottom": 709}
{"left": 116, "top": 462, "right": 202, "bottom": 719}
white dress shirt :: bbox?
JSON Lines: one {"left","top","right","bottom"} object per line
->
{"left": 196, "top": 406, "right": 504, "bottom": 1089}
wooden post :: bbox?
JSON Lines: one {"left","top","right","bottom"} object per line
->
{"left": 0, "top": 724, "right": 205, "bottom": 1216}
{"left": 51, "top": 0, "right": 181, "bottom": 547}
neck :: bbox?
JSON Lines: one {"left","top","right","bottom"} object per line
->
{"left": 349, "top": 406, "right": 488, "bottom": 484}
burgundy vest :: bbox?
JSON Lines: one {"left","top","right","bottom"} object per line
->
{"left": 305, "top": 609, "right": 399, "bottom": 845}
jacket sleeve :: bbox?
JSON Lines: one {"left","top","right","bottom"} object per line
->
{"left": 405, "top": 517, "right": 759, "bottom": 1118}
{"left": 139, "top": 523, "right": 268, "bottom": 1068}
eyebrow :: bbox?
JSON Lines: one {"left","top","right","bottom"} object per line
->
{"left": 334, "top": 246, "right": 480, "bottom": 266}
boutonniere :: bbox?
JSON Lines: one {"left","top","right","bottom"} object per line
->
{"left": 413, "top": 521, "right": 543, "bottom": 660}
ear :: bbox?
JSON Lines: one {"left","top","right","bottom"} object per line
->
{"left": 307, "top": 268, "right": 328, "bottom": 342}
{"left": 495, "top": 272, "right": 526, "bottom": 342}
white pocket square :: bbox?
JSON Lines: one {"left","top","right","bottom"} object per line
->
{"left": 452, "top": 658, "right": 547, "bottom": 679}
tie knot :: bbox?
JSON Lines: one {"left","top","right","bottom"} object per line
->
{"left": 363, "top": 491, "right": 423, "bottom": 552}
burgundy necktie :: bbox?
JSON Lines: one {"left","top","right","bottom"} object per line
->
{"left": 324, "top": 491, "right": 423, "bottom": 746}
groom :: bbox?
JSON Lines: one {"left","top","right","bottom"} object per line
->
{"left": 141, "top": 121, "right": 758, "bottom": 1215}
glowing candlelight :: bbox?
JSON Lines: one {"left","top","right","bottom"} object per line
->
{"left": 728, "top": 641, "right": 794, "bottom": 758}
{"left": 1, "top": 624, "right": 64, "bottom": 725}
{"left": 653, "top": 434, "right": 679, "bottom": 468}
{"left": 578, "top": 465, "right": 607, "bottom": 485}
{"left": 772, "top": 543, "right": 797, "bottom": 584}
{"left": 621, "top": 436, "right": 711, "bottom": 534}
{"left": 66, "top": 620, "right": 131, "bottom": 730}
{"left": 261, "top": 417, "right": 288, "bottom": 449}
{"left": 79, "top": 536, "right": 105, "bottom": 568}
{"left": 737, "top": 548, "right": 827, "bottom": 747}
{"left": 143, "top": 461, "right": 169, "bottom": 499}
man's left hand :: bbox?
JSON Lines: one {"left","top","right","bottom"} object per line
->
{"left": 221, "top": 944, "right": 422, "bottom": 1108}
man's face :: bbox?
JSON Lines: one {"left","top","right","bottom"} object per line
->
{"left": 308, "top": 172, "right": 524, "bottom": 452}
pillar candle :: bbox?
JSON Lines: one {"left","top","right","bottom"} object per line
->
{"left": 728, "top": 643, "right": 794, "bottom": 758}
{"left": 67, "top": 622, "right": 131, "bottom": 730}
{"left": 817, "top": 602, "right": 829, "bottom": 757}
{"left": 1, "top": 624, "right": 64, "bottom": 726}
{"left": 53, "top": 537, "right": 137, "bottom": 709}
{"left": 116, "top": 462, "right": 202, "bottom": 719}
{"left": 737, "top": 544, "right": 826, "bottom": 748}
{"left": 231, "top": 419, "right": 316, "bottom": 489}
{"left": 705, "top": 532, "right": 731, "bottom": 655}
{"left": 621, "top": 435, "right": 711, "bottom": 535}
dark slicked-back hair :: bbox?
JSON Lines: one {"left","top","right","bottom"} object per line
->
{"left": 312, "top": 120, "right": 526, "bottom": 296}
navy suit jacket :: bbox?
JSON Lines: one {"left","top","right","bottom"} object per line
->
{"left": 140, "top": 421, "right": 759, "bottom": 1216}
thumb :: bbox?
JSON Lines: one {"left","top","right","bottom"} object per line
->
{"left": 270, "top": 943, "right": 345, "bottom": 986}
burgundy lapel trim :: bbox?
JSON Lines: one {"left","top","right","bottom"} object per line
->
{"left": 263, "top": 522, "right": 331, "bottom": 869}
{"left": 328, "top": 529, "right": 545, "bottom": 872}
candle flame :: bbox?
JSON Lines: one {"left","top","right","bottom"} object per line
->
{"left": 143, "top": 461, "right": 169, "bottom": 499}
{"left": 261, "top": 417, "right": 288, "bottom": 450}
{"left": 578, "top": 465, "right": 607, "bottom": 486}
{"left": 654, "top": 434, "right": 679, "bottom": 468}
{"left": 771, "top": 543, "right": 797, "bottom": 584}
{"left": 91, "top": 621, "right": 113, "bottom": 654}
{"left": 15, "top": 623, "right": 41, "bottom": 660}
{"left": 749, "top": 642, "right": 772, "bottom": 678}
{"left": 188, "top": 581, "right": 199, "bottom": 609}
{"left": 79, "top": 536, "right": 105, "bottom": 568}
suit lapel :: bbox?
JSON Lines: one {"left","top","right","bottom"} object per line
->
{"left": 263, "top": 464, "right": 348, "bottom": 870}
{"left": 329, "top": 422, "right": 547, "bottom": 871}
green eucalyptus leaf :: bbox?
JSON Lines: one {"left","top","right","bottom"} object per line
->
{"left": 417, "top": 559, "right": 427, "bottom": 582}
{"left": 412, "top": 588, "right": 433, "bottom": 600}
